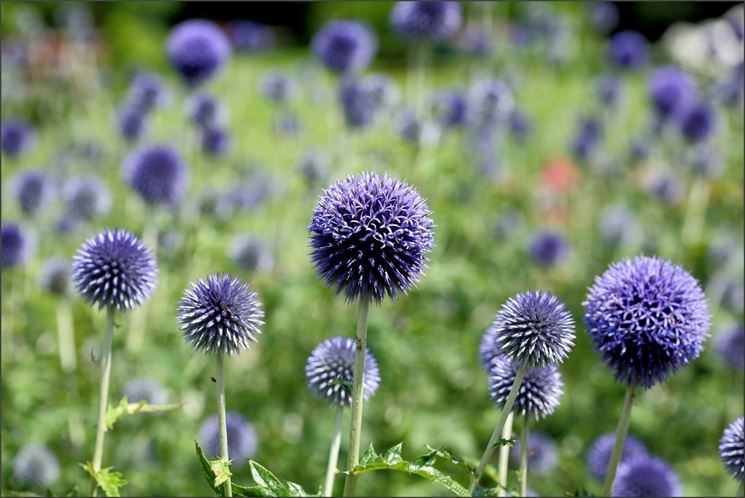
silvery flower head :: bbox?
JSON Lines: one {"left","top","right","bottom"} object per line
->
{"left": 177, "top": 273, "right": 264, "bottom": 355}
{"left": 584, "top": 256, "right": 710, "bottom": 388}
{"left": 11, "top": 169, "right": 54, "bottom": 217}
{"left": 200, "top": 412, "right": 258, "bottom": 465}
{"left": 612, "top": 455, "right": 681, "bottom": 497}
{"left": 1, "top": 118, "right": 35, "bottom": 158}
{"left": 260, "top": 71, "right": 296, "bottom": 105}
{"left": 528, "top": 230, "right": 570, "bottom": 268}
{"left": 608, "top": 31, "right": 649, "bottom": 70}
{"left": 488, "top": 355, "right": 564, "bottom": 420}
{"left": 39, "top": 257, "right": 71, "bottom": 296}
{"left": 124, "top": 377, "right": 168, "bottom": 405}
{"left": 309, "top": 172, "right": 434, "bottom": 303}
{"left": 509, "top": 432, "right": 558, "bottom": 475}
{"left": 719, "top": 417, "right": 744, "bottom": 481}
{"left": 229, "top": 234, "right": 273, "bottom": 273}
{"left": 312, "top": 20, "right": 377, "bottom": 75}
{"left": 72, "top": 229, "right": 157, "bottom": 311}
{"left": 123, "top": 144, "right": 189, "bottom": 207}
{"left": 586, "top": 431, "right": 647, "bottom": 481}
{"left": 1, "top": 222, "right": 35, "bottom": 268}
{"left": 305, "top": 336, "right": 381, "bottom": 406}
{"left": 62, "top": 175, "right": 112, "bottom": 221}
{"left": 391, "top": 1, "right": 462, "bottom": 41}
{"left": 12, "top": 443, "right": 59, "bottom": 487}
{"left": 167, "top": 19, "right": 231, "bottom": 87}
{"left": 714, "top": 323, "right": 744, "bottom": 370}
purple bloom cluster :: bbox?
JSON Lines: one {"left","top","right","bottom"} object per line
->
{"left": 612, "top": 455, "right": 681, "bottom": 496}
{"left": 12, "top": 443, "right": 60, "bottom": 487}
{"left": 123, "top": 145, "right": 189, "bottom": 206}
{"left": 608, "top": 31, "right": 649, "bottom": 70}
{"left": 678, "top": 101, "right": 716, "bottom": 143}
{"left": 390, "top": 1, "right": 462, "bottom": 41}
{"left": 488, "top": 355, "right": 564, "bottom": 420}
{"left": 586, "top": 432, "right": 648, "bottom": 481}
{"left": 648, "top": 66, "right": 695, "bottom": 122}
{"left": 1, "top": 119, "right": 35, "bottom": 158}
{"left": 1, "top": 222, "right": 35, "bottom": 268}
{"left": 714, "top": 323, "right": 744, "bottom": 370}
{"left": 11, "top": 169, "right": 54, "bottom": 217}
{"left": 227, "top": 20, "right": 276, "bottom": 53}
{"left": 719, "top": 417, "right": 744, "bottom": 481}
{"left": 167, "top": 19, "right": 231, "bottom": 87}
{"left": 229, "top": 234, "right": 273, "bottom": 273}
{"left": 62, "top": 176, "right": 111, "bottom": 221}
{"left": 312, "top": 20, "right": 376, "bottom": 75}
{"left": 39, "top": 257, "right": 71, "bottom": 296}
{"left": 200, "top": 412, "right": 258, "bottom": 465}
{"left": 528, "top": 230, "right": 570, "bottom": 268}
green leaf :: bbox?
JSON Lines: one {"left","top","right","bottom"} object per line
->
{"left": 64, "top": 486, "right": 80, "bottom": 497}
{"left": 211, "top": 458, "right": 233, "bottom": 488}
{"left": 492, "top": 438, "right": 516, "bottom": 448}
{"left": 249, "top": 461, "right": 291, "bottom": 496}
{"left": 383, "top": 442, "right": 404, "bottom": 464}
{"left": 231, "top": 483, "right": 272, "bottom": 497}
{"left": 359, "top": 443, "right": 378, "bottom": 465}
{"left": 81, "top": 462, "right": 127, "bottom": 497}
{"left": 195, "top": 441, "right": 223, "bottom": 495}
{"left": 424, "top": 446, "right": 476, "bottom": 477}
{"left": 568, "top": 488, "right": 595, "bottom": 497}
{"left": 104, "top": 397, "right": 182, "bottom": 431}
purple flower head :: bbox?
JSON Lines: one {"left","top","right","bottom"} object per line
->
{"left": 39, "top": 257, "right": 71, "bottom": 296}
{"left": 509, "top": 432, "right": 558, "bottom": 475}
{"left": 187, "top": 92, "right": 226, "bottom": 129}
{"left": 491, "top": 290, "right": 575, "bottom": 367}
{"left": 177, "top": 273, "right": 264, "bottom": 355}
{"left": 584, "top": 256, "right": 710, "bottom": 388}
{"left": 433, "top": 89, "right": 468, "bottom": 128}
{"left": 587, "top": 432, "right": 647, "bottom": 481}
{"left": 229, "top": 234, "right": 273, "bottom": 273}
{"left": 468, "top": 79, "right": 514, "bottom": 127}
{"left": 715, "top": 323, "right": 744, "bottom": 370}
{"left": 1, "top": 119, "right": 35, "bottom": 158}
{"left": 227, "top": 20, "right": 276, "bottom": 53}
{"left": 528, "top": 230, "right": 570, "bottom": 268}
{"left": 509, "top": 108, "right": 532, "bottom": 143}
{"left": 62, "top": 176, "right": 112, "bottom": 221}
{"left": 397, "top": 109, "right": 421, "bottom": 143}
{"left": 391, "top": 1, "right": 462, "bottom": 41}
{"left": 596, "top": 75, "right": 622, "bottom": 109}
{"left": 608, "top": 31, "right": 649, "bottom": 70}
{"left": 123, "top": 144, "right": 189, "bottom": 207}
{"left": 72, "top": 229, "right": 157, "bottom": 311}
{"left": 200, "top": 412, "right": 258, "bottom": 465}
{"left": 479, "top": 323, "right": 503, "bottom": 372}
{"left": 599, "top": 204, "right": 641, "bottom": 248}
{"left": 297, "top": 149, "right": 330, "bottom": 188}
{"left": 12, "top": 443, "right": 59, "bottom": 487}
{"left": 116, "top": 104, "right": 147, "bottom": 142}
{"left": 201, "top": 126, "right": 231, "bottom": 157}
{"left": 456, "top": 27, "right": 491, "bottom": 57}
{"left": 488, "top": 356, "right": 564, "bottom": 420}
{"left": 260, "top": 71, "right": 296, "bottom": 105}
{"left": 274, "top": 111, "right": 302, "bottom": 137}
{"left": 1, "top": 222, "right": 35, "bottom": 268}
{"left": 362, "top": 73, "right": 400, "bottom": 111}
{"left": 722, "top": 277, "right": 744, "bottom": 315}
{"left": 124, "top": 377, "right": 168, "bottom": 405}
{"left": 167, "top": 20, "right": 231, "bottom": 87}
{"left": 312, "top": 20, "right": 377, "bottom": 75}
{"left": 571, "top": 116, "right": 603, "bottom": 162}
{"left": 719, "top": 417, "right": 744, "bottom": 481}
{"left": 612, "top": 455, "right": 681, "bottom": 497}
{"left": 648, "top": 66, "right": 695, "bottom": 121}
{"left": 589, "top": 2, "right": 619, "bottom": 35}
{"left": 305, "top": 336, "right": 381, "bottom": 407}
{"left": 128, "top": 72, "right": 167, "bottom": 113}
{"left": 338, "top": 78, "right": 377, "bottom": 130}
{"left": 646, "top": 171, "right": 683, "bottom": 205}
{"left": 55, "top": 217, "right": 78, "bottom": 236}
{"left": 309, "top": 172, "right": 434, "bottom": 303}
{"left": 11, "top": 169, "right": 54, "bottom": 217}
{"left": 678, "top": 101, "right": 716, "bottom": 143}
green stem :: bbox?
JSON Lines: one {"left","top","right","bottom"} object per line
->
{"left": 736, "top": 481, "right": 743, "bottom": 497}
{"left": 519, "top": 415, "right": 529, "bottom": 498}
{"left": 342, "top": 298, "right": 371, "bottom": 497}
{"left": 468, "top": 364, "right": 528, "bottom": 495}
{"left": 57, "top": 299, "right": 77, "bottom": 372}
{"left": 90, "top": 308, "right": 115, "bottom": 497}
{"left": 682, "top": 178, "right": 710, "bottom": 246}
{"left": 324, "top": 406, "right": 344, "bottom": 496}
{"left": 496, "top": 412, "right": 514, "bottom": 497}
{"left": 602, "top": 385, "right": 637, "bottom": 496}
{"left": 414, "top": 44, "right": 428, "bottom": 120}
{"left": 216, "top": 353, "right": 233, "bottom": 497}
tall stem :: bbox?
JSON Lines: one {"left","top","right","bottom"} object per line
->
{"left": 682, "top": 178, "right": 710, "bottom": 246}
{"left": 736, "top": 481, "right": 743, "bottom": 498}
{"left": 468, "top": 363, "right": 527, "bottom": 495}
{"left": 324, "top": 406, "right": 344, "bottom": 496}
{"left": 518, "top": 415, "right": 529, "bottom": 497}
{"left": 90, "top": 308, "right": 115, "bottom": 497}
{"left": 602, "top": 385, "right": 637, "bottom": 496}
{"left": 496, "top": 412, "right": 514, "bottom": 497}
{"left": 216, "top": 353, "right": 233, "bottom": 497}
{"left": 57, "top": 299, "right": 77, "bottom": 372}
{"left": 342, "top": 298, "right": 370, "bottom": 497}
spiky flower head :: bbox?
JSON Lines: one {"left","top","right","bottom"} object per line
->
{"left": 200, "top": 412, "right": 258, "bottom": 465}
{"left": 719, "top": 417, "right": 744, "bottom": 481}
{"left": 479, "top": 322, "right": 502, "bottom": 372}
{"left": 714, "top": 323, "right": 744, "bottom": 370}
{"left": 612, "top": 455, "right": 681, "bottom": 497}
{"left": 124, "top": 377, "right": 168, "bottom": 405}
{"left": 72, "top": 229, "right": 157, "bottom": 311}
{"left": 62, "top": 176, "right": 112, "bottom": 221}
{"left": 608, "top": 31, "right": 649, "bottom": 70}
{"left": 648, "top": 66, "right": 695, "bottom": 121}
{"left": 12, "top": 443, "right": 60, "bottom": 487}
{"left": 488, "top": 355, "right": 564, "bottom": 420}
{"left": 1, "top": 222, "right": 35, "bottom": 268}
{"left": 166, "top": 19, "right": 231, "bottom": 87}
{"left": 11, "top": 169, "right": 54, "bottom": 217}
{"left": 229, "top": 234, "right": 273, "bottom": 273}
{"left": 509, "top": 432, "right": 558, "bottom": 476}
{"left": 491, "top": 290, "right": 575, "bottom": 367}
{"left": 678, "top": 101, "right": 716, "bottom": 143}
{"left": 177, "top": 273, "right": 264, "bottom": 355}
{"left": 586, "top": 432, "right": 647, "bottom": 481}
{"left": 391, "top": 1, "right": 462, "bottom": 41}
{"left": 528, "top": 230, "right": 570, "bottom": 268}
{"left": 1, "top": 118, "right": 35, "bottom": 158}
{"left": 39, "top": 257, "right": 71, "bottom": 296}
{"left": 312, "top": 20, "right": 377, "bottom": 75}
{"left": 309, "top": 172, "right": 434, "bottom": 303}
{"left": 305, "top": 336, "right": 381, "bottom": 406}
{"left": 584, "top": 256, "right": 710, "bottom": 388}
{"left": 123, "top": 144, "right": 189, "bottom": 207}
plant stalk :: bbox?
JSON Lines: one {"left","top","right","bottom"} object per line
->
{"left": 57, "top": 299, "right": 77, "bottom": 372}
{"left": 496, "top": 412, "right": 514, "bottom": 497}
{"left": 602, "top": 384, "right": 637, "bottom": 496}
{"left": 519, "top": 414, "right": 529, "bottom": 497}
{"left": 324, "top": 406, "right": 344, "bottom": 496}
{"left": 90, "top": 307, "right": 116, "bottom": 497}
{"left": 216, "top": 352, "right": 233, "bottom": 497}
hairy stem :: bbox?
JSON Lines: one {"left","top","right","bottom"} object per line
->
{"left": 90, "top": 308, "right": 115, "bottom": 497}
{"left": 324, "top": 406, "right": 344, "bottom": 496}
{"left": 496, "top": 412, "right": 514, "bottom": 497}
{"left": 217, "top": 353, "right": 233, "bottom": 497}
{"left": 519, "top": 414, "right": 529, "bottom": 497}
{"left": 602, "top": 385, "right": 637, "bottom": 496}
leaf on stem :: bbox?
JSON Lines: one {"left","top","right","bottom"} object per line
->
{"left": 81, "top": 462, "right": 127, "bottom": 497}
{"left": 104, "top": 397, "right": 182, "bottom": 431}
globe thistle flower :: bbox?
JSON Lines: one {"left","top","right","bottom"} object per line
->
{"left": 124, "top": 377, "right": 168, "bottom": 405}
{"left": 273, "top": 112, "right": 302, "bottom": 137}
{"left": 584, "top": 256, "right": 710, "bottom": 388}
{"left": 187, "top": 92, "right": 226, "bottom": 129}
{"left": 308, "top": 172, "right": 434, "bottom": 303}
{"left": 62, "top": 176, "right": 112, "bottom": 221}
{"left": 528, "top": 230, "right": 570, "bottom": 268}
{"left": 608, "top": 31, "right": 649, "bottom": 70}
{"left": 589, "top": 2, "right": 618, "bottom": 35}
{"left": 490, "top": 290, "right": 575, "bottom": 368}
{"left": 645, "top": 171, "right": 684, "bottom": 205}
{"left": 297, "top": 149, "right": 330, "bottom": 188}
{"left": 714, "top": 323, "right": 744, "bottom": 370}
{"left": 177, "top": 273, "right": 264, "bottom": 355}
{"left": 338, "top": 78, "right": 377, "bottom": 130}
{"left": 201, "top": 126, "right": 231, "bottom": 157}
{"left": 390, "top": 1, "right": 462, "bottom": 41}
{"left": 1, "top": 118, "right": 35, "bottom": 157}
{"left": 11, "top": 169, "right": 54, "bottom": 217}
{"left": 722, "top": 277, "right": 744, "bottom": 315}
{"left": 719, "top": 417, "right": 744, "bottom": 481}
{"left": 509, "top": 108, "right": 532, "bottom": 143}
{"left": 72, "top": 229, "right": 157, "bottom": 311}
{"left": 433, "top": 89, "right": 468, "bottom": 128}
{"left": 199, "top": 412, "right": 258, "bottom": 465}
{"left": 12, "top": 443, "right": 60, "bottom": 487}
{"left": 509, "top": 432, "right": 558, "bottom": 475}
{"left": 229, "top": 172, "right": 274, "bottom": 212}
{"left": 596, "top": 75, "right": 621, "bottom": 109}
{"left": 468, "top": 79, "right": 514, "bottom": 127}
{"left": 123, "top": 144, "right": 189, "bottom": 207}
{"left": 116, "top": 104, "right": 147, "bottom": 142}
{"left": 227, "top": 20, "right": 276, "bottom": 53}
{"left": 571, "top": 116, "right": 603, "bottom": 162}
{"left": 228, "top": 234, "right": 273, "bottom": 273}
{"left": 586, "top": 432, "right": 648, "bottom": 481}
{"left": 599, "top": 205, "right": 641, "bottom": 248}
{"left": 362, "top": 73, "right": 400, "bottom": 111}
{"left": 678, "top": 101, "right": 716, "bottom": 143}
{"left": 396, "top": 109, "right": 421, "bottom": 143}
{"left": 166, "top": 19, "right": 231, "bottom": 87}
{"left": 311, "top": 20, "right": 377, "bottom": 75}
{"left": 1, "top": 222, "right": 35, "bottom": 268}
{"left": 488, "top": 356, "right": 564, "bottom": 420}
{"left": 648, "top": 66, "right": 695, "bottom": 122}
{"left": 259, "top": 71, "right": 296, "bottom": 105}
{"left": 612, "top": 455, "right": 681, "bottom": 497}
{"left": 39, "top": 257, "right": 71, "bottom": 296}
{"left": 127, "top": 72, "right": 168, "bottom": 114}
{"left": 305, "top": 336, "right": 381, "bottom": 406}
{"left": 479, "top": 322, "right": 503, "bottom": 371}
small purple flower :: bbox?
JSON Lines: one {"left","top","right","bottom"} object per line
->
{"left": 396, "top": 109, "right": 421, "bottom": 143}
{"left": 227, "top": 20, "right": 276, "bottom": 53}
{"left": 509, "top": 108, "right": 532, "bottom": 143}
{"left": 433, "top": 89, "right": 468, "bottom": 128}
{"left": 648, "top": 66, "right": 695, "bottom": 122}
{"left": 488, "top": 355, "right": 564, "bottom": 420}
{"left": 201, "top": 126, "right": 231, "bottom": 157}
{"left": 468, "top": 79, "right": 514, "bottom": 127}
{"left": 305, "top": 336, "right": 381, "bottom": 406}
{"left": 124, "top": 377, "right": 168, "bottom": 405}
{"left": 586, "top": 432, "right": 648, "bottom": 482}
{"left": 128, "top": 72, "right": 167, "bottom": 113}
{"left": 391, "top": 1, "right": 462, "bottom": 41}
{"left": 612, "top": 455, "right": 681, "bottom": 497}
{"left": 274, "top": 112, "right": 302, "bottom": 137}
{"left": 228, "top": 234, "right": 273, "bottom": 273}
{"left": 166, "top": 19, "right": 231, "bottom": 87}
{"left": 12, "top": 443, "right": 60, "bottom": 487}
{"left": 260, "top": 71, "right": 296, "bottom": 105}
{"left": 39, "top": 257, "right": 71, "bottom": 296}
{"left": 678, "top": 101, "right": 716, "bottom": 143}
{"left": 479, "top": 323, "right": 502, "bottom": 372}
{"left": 1, "top": 118, "right": 35, "bottom": 158}
{"left": 528, "top": 230, "right": 570, "bottom": 268}
{"left": 11, "top": 169, "right": 54, "bottom": 217}
{"left": 338, "top": 78, "right": 376, "bottom": 130}
{"left": 719, "top": 417, "right": 744, "bottom": 481}
{"left": 714, "top": 323, "right": 744, "bottom": 370}
{"left": 200, "top": 412, "right": 258, "bottom": 465}
{"left": 363, "top": 73, "right": 400, "bottom": 111}
{"left": 509, "top": 432, "right": 558, "bottom": 475}
{"left": 62, "top": 176, "right": 112, "bottom": 221}
{"left": 123, "top": 144, "right": 189, "bottom": 207}
{"left": 312, "top": 20, "right": 376, "bottom": 75}
{"left": 297, "top": 149, "right": 330, "bottom": 188}
{"left": 596, "top": 75, "right": 622, "bottom": 109}
{"left": 116, "top": 104, "right": 147, "bottom": 142}
{"left": 589, "top": 2, "right": 619, "bottom": 35}
{"left": 608, "top": 31, "right": 649, "bottom": 70}
{"left": 187, "top": 92, "right": 226, "bottom": 129}
{"left": 571, "top": 116, "right": 602, "bottom": 162}
{"left": 1, "top": 222, "right": 35, "bottom": 268}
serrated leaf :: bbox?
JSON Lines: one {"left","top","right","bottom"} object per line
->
{"left": 359, "top": 443, "right": 378, "bottom": 465}
{"left": 104, "top": 397, "right": 182, "bottom": 431}
{"left": 249, "top": 460, "right": 290, "bottom": 496}
{"left": 195, "top": 441, "right": 223, "bottom": 495}
{"left": 81, "top": 462, "right": 127, "bottom": 497}
{"left": 231, "top": 483, "right": 272, "bottom": 497}
{"left": 492, "top": 438, "right": 516, "bottom": 448}
{"left": 211, "top": 458, "right": 233, "bottom": 488}
{"left": 383, "top": 442, "right": 404, "bottom": 464}
{"left": 424, "top": 446, "right": 476, "bottom": 477}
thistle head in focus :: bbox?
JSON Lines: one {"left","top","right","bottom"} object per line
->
{"left": 488, "top": 355, "right": 564, "bottom": 420}
{"left": 12, "top": 443, "right": 60, "bottom": 487}
{"left": 305, "top": 336, "right": 381, "bottom": 407}
{"left": 719, "top": 417, "right": 744, "bottom": 482}
{"left": 583, "top": 256, "right": 710, "bottom": 388}
{"left": 1, "top": 222, "right": 35, "bottom": 268}
{"left": 166, "top": 19, "right": 231, "bottom": 87}
{"left": 311, "top": 20, "right": 377, "bottom": 75}
{"left": 611, "top": 455, "right": 681, "bottom": 497}
{"left": 390, "top": 1, "right": 462, "bottom": 41}
{"left": 123, "top": 144, "right": 189, "bottom": 207}
{"left": 308, "top": 172, "right": 434, "bottom": 303}
{"left": 200, "top": 412, "right": 258, "bottom": 465}
{"left": 586, "top": 431, "right": 647, "bottom": 481}
{"left": 177, "top": 273, "right": 264, "bottom": 355}
{"left": 72, "top": 229, "right": 157, "bottom": 311}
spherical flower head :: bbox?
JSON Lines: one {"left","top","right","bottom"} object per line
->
{"left": 528, "top": 230, "right": 570, "bottom": 268}
{"left": 128, "top": 72, "right": 167, "bottom": 113}
{"left": 124, "top": 377, "right": 168, "bottom": 405}
{"left": 11, "top": 169, "right": 54, "bottom": 216}
{"left": 678, "top": 101, "right": 716, "bottom": 143}
{"left": 391, "top": 1, "right": 462, "bottom": 41}
{"left": 719, "top": 417, "right": 744, "bottom": 481}
{"left": 714, "top": 323, "right": 744, "bottom": 370}
{"left": 1, "top": 222, "right": 35, "bottom": 268}
{"left": 166, "top": 19, "right": 231, "bottom": 87}
{"left": 311, "top": 20, "right": 377, "bottom": 75}
{"left": 305, "top": 336, "right": 381, "bottom": 406}
{"left": 260, "top": 71, "right": 296, "bottom": 105}
{"left": 1, "top": 118, "right": 35, "bottom": 158}
{"left": 116, "top": 104, "right": 147, "bottom": 142}
{"left": 596, "top": 75, "right": 621, "bottom": 109}
{"left": 479, "top": 322, "right": 503, "bottom": 371}
{"left": 72, "top": 229, "right": 157, "bottom": 311}
{"left": 62, "top": 176, "right": 112, "bottom": 221}
{"left": 608, "top": 31, "right": 649, "bottom": 70}
{"left": 39, "top": 257, "right": 71, "bottom": 296}
{"left": 586, "top": 432, "right": 647, "bottom": 481}
{"left": 648, "top": 66, "right": 695, "bottom": 121}
{"left": 488, "top": 355, "right": 564, "bottom": 420}
{"left": 229, "top": 234, "right": 273, "bottom": 273}
{"left": 468, "top": 79, "right": 514, "bottom": 127}
{"left": 362, "top": 73, "right": 400, "bottom": 111}
{"left": 338, "top": 78, "right": 376, "bottom": 130}
{"left": 612, "top": 455, "right": 681, "bottom": 497}
{"left": 12, "top": 443, "right": 60, "bottom": 487}
{"left": 228, "top": 20, "right": 276, "bottom": 52}
{"left": 200, "top": 412, "right": 258, "bottom": 465}
{"left": 599, "top": 204, "right": 641, "bottom": 248}
{"left": 201, "top": 126, "right": 231, "bottom": 157}
{"left": 509, "top": 432, "right": 558, "bottom": 475}
{"left": 584, "top": 256, "right": 710, "bottom": 388}
{"left": 589, "top": 2, "right": 618, "bottom": 35}
{"left": 433, "top": 89, "right": 468, "bottom": 128}
{"left": 309, "top": 172, "right": 434, "bottom": 303}
{"left": 123, "top": 144, "right": 189, "bottom": 207}
{"left": 297, "top": 149, "right": 330, "bottom": 188}
{"left": 178, "top": 273, "right": 264, "bottom": 355}
{"left": 187, "top": 92, "right": 226, "bottom": 129}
